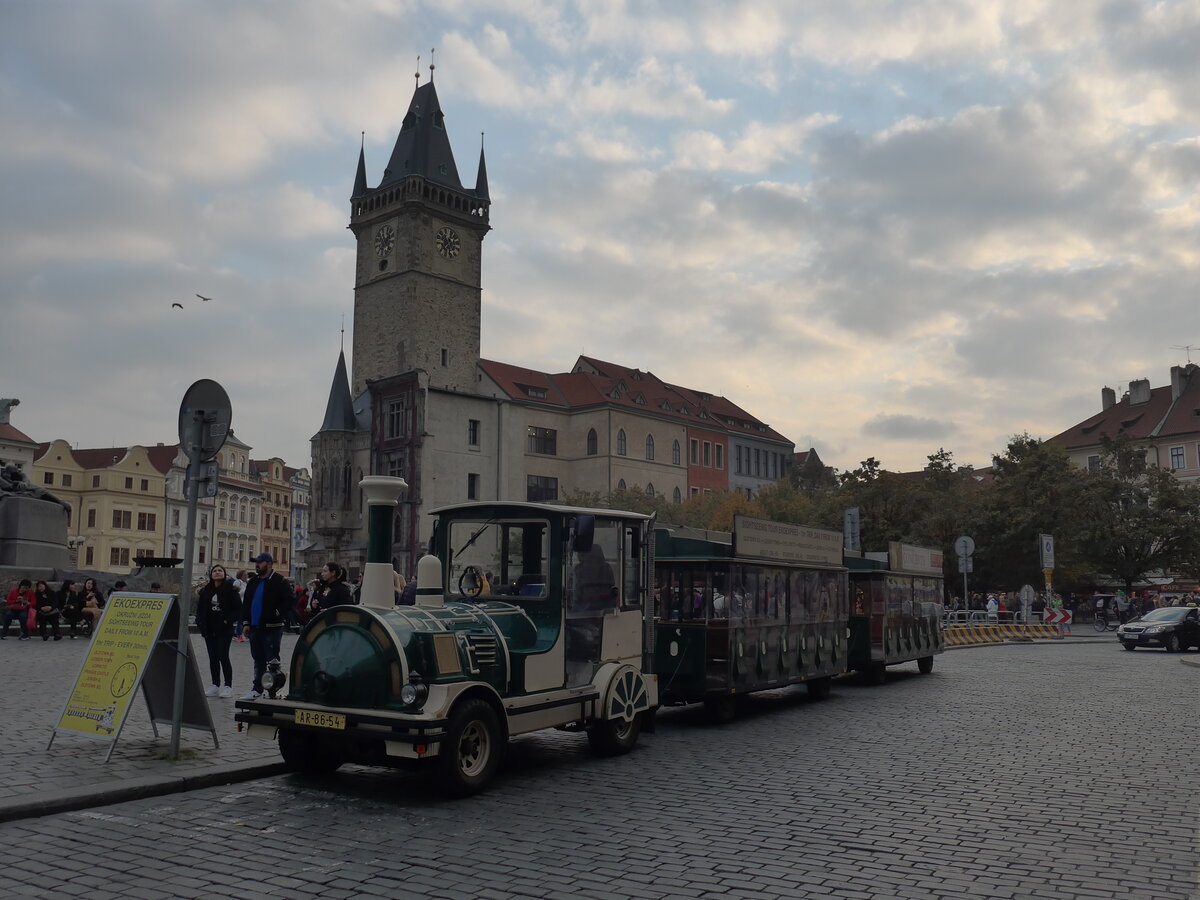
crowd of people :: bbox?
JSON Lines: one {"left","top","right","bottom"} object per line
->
{"left": 3, "top": 554, "right": 421, "bottom": 703}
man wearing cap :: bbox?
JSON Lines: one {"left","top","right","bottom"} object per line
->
{"left": 240, "top": 552, "right": 292, "bottom": 699}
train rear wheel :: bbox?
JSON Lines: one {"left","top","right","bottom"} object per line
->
{"left": 436, "top": 698, "right": 502, "bottom": 797}
{"left": 806, "top": 677, "right": 832, "bottom": 700}
{"left": 864, "top": 663, "right": 886, "bottom": 686}
{"left": 917, "top": 656, "right": 934, "bottom": 674}
{"left": 703, "top": 695, "right": 738, "bottom": 724}
{"left": 587, "top": 713, "right": 642, "bottom": 756}
{"left": 279, "top": 730, "right": 343, "bottom": 776}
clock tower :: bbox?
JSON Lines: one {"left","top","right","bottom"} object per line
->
{"left": 349, "top": 78, "right": 490, "bottom": 396}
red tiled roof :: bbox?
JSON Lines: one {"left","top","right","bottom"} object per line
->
{"left": 0, "top": 423, "right": 36, "bottom": 445}
{"left": 34, "top": 443, "right": 177, "bottom": 474}
{"left": 1051, "top": 385, "right": 1176, "bottom": 449}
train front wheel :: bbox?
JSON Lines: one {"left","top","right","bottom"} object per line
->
{"left": 437, "top": 698, "right": 502, "bottom": 797}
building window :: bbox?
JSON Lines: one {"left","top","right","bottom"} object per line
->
{"left": 523, "top": 385, "right": 548, "bottom": 399}
{"left": 198, "top": 544, "right": 206, "bottom": 564}
{"left": 703, "top": 442, "right": 711, "bottom": 467}
{"left": 388, "top": 455, "right": 405, "bottom": 478}
{"left": 673, "top": 487, "right": 682, "bottom": 505}
{"left": 1170, "top": 446, "right": 1185, "bottom": 470}
{"left": 87, "top": 508, "right": 96, "bottom": 528}
{"left": 690, "top": 440, "right": 699, "bottom": 464}
{"left": 43, "top": 472, "right": 54, "bottom": 485}
{"left": 85, "top": 546, "right": 94, "bottom": 566}
{"left": 618, "top": 479, "right": 627, "bottom": 491}
{"left": 672, "top": 440, "right": 681, "bottom": 465}
{"left": 170, "top": 543, "right": 178, "bottom": 557}
{"left": 387, "top": 399, "right": 408, "bottom": 438}
{"left": 218, "top": 500, "right": 226, "bottom": 520}
{"left": 468, "top": 473, "right": 480, "bottom": 500}
{"left": 110, "top": 547, "right": 130, "bottom": 567}
{"left": 140, "top": 479, "right": 149, "bottom": 491}
{"left": 59, "top": 473, "right": 71, "bottom": 488}
{"left": 527, "top": 426, "right": 557, "bottom": 455}
{"left": 716, "top": 445, "right": 724, "bottom": 470}
{"left": 125, "top": 477, "right": 133, "bottom": 489}
{"left": 526, "top": 475, "right": 558, "bottom": 503}
{"left": 171, "top": 509, "right": 180, "bottom": 527}
{"left": 112, "top": 510, "right": 132, "bottom": 529}
{"left": 1086, "top": 454, "right": 1100, "bottom": 471}
{"left": 200, "top": 513, "right": 208, "bottom": 530}
{"left": 441, "top": 348, "right": 449, "bottom": 367}
{"left": 92, "top": 475, "right": 100, "bottom": 488}
{"left": 645, "top": 434, "right": 655, "bottom": 460}
{"left": 586, "top": 429, "right": 598, "bottom": 456}
{"left": 617, "top": 430, "right": 627, "bottom": 456}
{"left": 468, "top": 419, "right": 480, "bottom": 446}
{"left": 218, "top": 541, "right": 225, "bottom": 560}
{"left": 137, "top": 512, "right": 157, "bottom": 531}
{"left": 646, "top": 483, "right": 655, "bottom": 498}
{"left": 754, "top": 449, "right": 761, "bottom": 477}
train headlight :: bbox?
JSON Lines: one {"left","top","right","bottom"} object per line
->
{"left": 400, "top": 672, "right": 429, "bottom": 708}
{"left": 263, "top": 658, "right": 287, "bottom": 699}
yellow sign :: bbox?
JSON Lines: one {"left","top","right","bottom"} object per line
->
{"left": 734, "top": 515, "right": 843, "bottom": 566}
{"left": 55, "top": 593, "right": 173, "bottom": 740}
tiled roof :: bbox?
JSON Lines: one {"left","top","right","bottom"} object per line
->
{"left": 1052, "top": 384, "right": 1177, "bottom": 449}
{"left": 0, "top": 423, "right": 36, "bottom": 445}
{"left": 34, "top": 443, "right": 177, "bottom": 474}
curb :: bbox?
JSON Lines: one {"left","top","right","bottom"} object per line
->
{"left": 0, "top": 758, "right": 288, "bottom": 825}
{"left": 1179, "top": 657, "right": 1200, "bottom": 669}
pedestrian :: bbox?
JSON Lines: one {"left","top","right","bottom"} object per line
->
{"left": 399, "top": 575, "right": 417, "bottom": 606}
{"left": 59, "top": 580, "right": 83, "bottom": 638}
{"left": 985, "top": 593, "right": 998, "bottom": 623}
{"left": 195, "top": 565, "right": 240, "bottom": 698}
{"left": 78, "top": 577, "right": 105, "bottom": 634}
{"left": 239, "top": 553, "right": 292, "bottom": 700}
{"left": 393, "top": 571, "right": 406, "bottom": 605}
{"left": 311, "top": 562, "right": 352, "bottom": 614}
{"left": 1115, "top": 590, "right": 1131, "bottom": 625}
{"left": 2, "top": 578, "right": 35, "bottom": 639}
{"left": 351, "top": 572, "right": 363, "bottom": 604}
{"left": 33, "top": 580, "right": 61, "bottom": 641}
{"left": 232, "top": 569, "right": 248, "bottom": 641}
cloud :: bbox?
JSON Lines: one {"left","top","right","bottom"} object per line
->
{"left": 861, "top": 413, "right": 958, "bottom": 441}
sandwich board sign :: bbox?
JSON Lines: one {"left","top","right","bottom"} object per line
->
{"left": 49, "top": 592, "right": 217, "bottom": 760}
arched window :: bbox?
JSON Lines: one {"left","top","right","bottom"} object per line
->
{"left": 673, "top": 487, "right": 682, "bottom": 504}
{"left": 672, "top": 440, "right": 681, "bottom": 465}
{"left": 586, "top": 428, "right": 598, "bottom": 456}
{"left": 646, "top": 483, "right": 655, "bottom": 498}
{"left": 617, "top": 479, "right": 627, "bottom": 490}
{"left": 645, "top": 434, "right": 655, "bottom": 460}
{"left": 617, "top": 429, "right": 627, "bottom": 456}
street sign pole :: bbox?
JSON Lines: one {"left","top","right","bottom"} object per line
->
{"left": 170, "top": 414, "right": 203, "bottom": 759}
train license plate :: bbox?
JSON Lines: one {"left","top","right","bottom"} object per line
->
{"left": 295, "top": 709, "right": 345, "bottom": 730}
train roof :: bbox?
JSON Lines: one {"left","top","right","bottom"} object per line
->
{"left": 428, "top": 500, "right": 652, "bottom": 522}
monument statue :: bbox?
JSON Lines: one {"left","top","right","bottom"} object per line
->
{"left": 0, "top": 462, "right": 71, "bottom": 511}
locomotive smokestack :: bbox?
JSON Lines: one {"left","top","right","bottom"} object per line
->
{"left": 358, "top": 475, "right": 408, "bottom": 610}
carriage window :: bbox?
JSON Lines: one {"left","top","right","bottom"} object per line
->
{"left": 446, "top": 519, "right": 549, "bottom": 597}
{"left": 568, "top": 518, "right": 624, "bottom": 615}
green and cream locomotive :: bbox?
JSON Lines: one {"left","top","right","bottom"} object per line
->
{"left": 236, "top": 477, "right": 658, "bottom": 795}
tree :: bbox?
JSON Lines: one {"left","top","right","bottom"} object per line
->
{"left": 790, "top": 450, "right": 838, "bottom": 499}
{"left": 1078, "top": 434, "right": 1200, "bottom": 591}
{"left": 834, "top": 458, "right": 922, "bottom": 550}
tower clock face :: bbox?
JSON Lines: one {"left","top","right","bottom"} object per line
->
{"left": 435, "top": 226, "right": 461, "bottom": 259}
{"left": 374, "top": 225, "right": 395, "bottom": 257}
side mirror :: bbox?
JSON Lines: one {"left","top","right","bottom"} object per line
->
{"left": 571, "top": 515, "right": 595, "bottom": 553}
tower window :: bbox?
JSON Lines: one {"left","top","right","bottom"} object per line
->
{"left": 586, "top": 428, "right": 598, "bottom": 456}
{"left": 527, "top": 426, "right": 557, "bottom": 456}
{"left": 468, "top": 473, "right": 480, "bottom": 500}
{"left": 378, "top": 260, "right": 388, "bottom": 271}
{"left": 468, "top": 419, "right": 480, "bottom": 446}
{"left": 441, "top": 348, "right": 448, "bottom": 367}
{"left": 617, "top": 429, "right": 627, "bottom": 457}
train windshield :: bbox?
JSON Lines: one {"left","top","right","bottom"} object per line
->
{"left": 447, "top": 518, "right": 551, "bottom": 598}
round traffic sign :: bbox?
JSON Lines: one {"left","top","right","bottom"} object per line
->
{"left": 177, "top": 379, "right": 232, "bottom": 463}
{"left": 954, "top": 535, "right": 975, "bottom": 558}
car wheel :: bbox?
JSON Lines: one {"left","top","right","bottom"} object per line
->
{"left": 1121, "top": 642, "right": 1137, "bottom": 651}
{"left": 917, "top": 656, "right": 934, "bottom": 675}
{"left": 437, "top": 698, "right": 503, "bottom": 797}
{"left": 1165, "top": 634, "right": 1180, "bottom": 653}
{"left": 278, "top": 729, "right": 343, "bottom": 776}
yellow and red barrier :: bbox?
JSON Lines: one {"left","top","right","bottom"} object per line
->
{"left": 943, "top": 623, "right": 1062, "bottom": 647}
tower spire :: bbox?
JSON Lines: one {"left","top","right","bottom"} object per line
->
{"left": 429, "top": 47, "right": 435, "bottom": 81}
{"left": 415, "top": 54, "right": 420, "bottom": 88}
{"left": 475, "top": 131, "right": 489, "bottom": 201}
{"left": 352, "top": 133, "right": 367, "bottom": 198}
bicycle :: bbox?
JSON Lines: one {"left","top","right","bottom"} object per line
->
{"left": 1092, "top": 611, "right": 1119, "bottom": 632}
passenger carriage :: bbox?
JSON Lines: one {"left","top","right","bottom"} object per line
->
{"left": 653, "top": 516, "right": 849, "bottom": 720}
{"left": 846, "top": 542, "right": 945, "bottom": 683}
{"left": 236, "top": 480, "right": 658, "bottom": 795}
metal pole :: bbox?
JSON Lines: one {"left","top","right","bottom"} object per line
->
{"left": 170, "top": 413, "right": 203, "bottom": 758}
{"left": 962, "top": 568, "right": 968, "bottom": 612}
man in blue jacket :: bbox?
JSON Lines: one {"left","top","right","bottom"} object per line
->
{"left": 240, "top": 553, "right": 291, "bottom": 699}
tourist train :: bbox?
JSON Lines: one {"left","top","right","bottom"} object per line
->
{"left": 235, "top": 476, "right": 944, "bottom": 795}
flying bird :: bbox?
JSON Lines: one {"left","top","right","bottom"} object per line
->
{"left": 172, "top": 302, "right": 184, "bottom": 309}
{"left": 195, "top": 293, "right": 212, "bottom": 302}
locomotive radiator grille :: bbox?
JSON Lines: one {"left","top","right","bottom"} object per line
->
{"left": 465, "top": 633, "right": 499, "bottom": 669}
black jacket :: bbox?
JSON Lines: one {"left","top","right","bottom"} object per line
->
{"left": 195, "top": 580, "right": 241, "bottom": 637}
{"left": 240, "top": 570, "right": 292, "bottom": 629}
{"left": 312, "top": 580, "right": 352, "bottom": 613}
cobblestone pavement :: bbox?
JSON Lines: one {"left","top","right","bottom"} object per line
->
{"left": 2, "top": 640, "right": 1195, "bottom": 900}
{"left": 0, "top": 631, "right": 294, "bottom": 812}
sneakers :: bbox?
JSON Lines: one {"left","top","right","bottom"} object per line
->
{"left": 240, "top": 690, "right": 261, "bottom": 700}
{"left": 205, "top": 684, "right": 220, "bottom": 697}
{"left": 235, "top": 635, "right": 246, "bottom": 642}
{"left": 219, "top": 686, "right": 233, "bottom": 698}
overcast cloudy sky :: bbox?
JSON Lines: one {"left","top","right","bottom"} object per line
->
{"left": 5, "top": 1, "right": 1199, "bottom": 476}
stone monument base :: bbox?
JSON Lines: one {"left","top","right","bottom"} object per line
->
{"left": 0, "top": 496, "right": 68, "bottom": 569}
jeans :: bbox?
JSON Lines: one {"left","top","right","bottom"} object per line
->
{"left": 2, "top": 609, "right": 30, "bottom": 637}
{"left": 204, "top": 630, "right": 234, "bottom": 686}
{"left": 248, "top": 627, "right": 283, "bottom": 693}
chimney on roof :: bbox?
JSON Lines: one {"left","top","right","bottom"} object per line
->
{"left": 1102, "top": 386, "right": 1116, "bottom": 410}
{"left": 1129, "top": 378, "right": 1151, "bottom": 405}
{"left": 1171, "top": 365, "right": 1189, "bottom": 400}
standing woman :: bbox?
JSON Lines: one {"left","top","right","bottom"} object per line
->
{"left": 34, "top": 580, "right": 61, "bottom": 641}
{"left": 312, "top": 562, "right": 352, "bottom": 614}
{"left": 195, "top": 565, "right": 240, "bottom": 698}
{"left": 78, "top": 578, "right": 106, "bottom": 635}
{"left": 59, "top": 580, "right": 83, "bottom": 638}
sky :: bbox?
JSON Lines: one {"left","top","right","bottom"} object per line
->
{"left": 5, "top": 0, "right": 1200, "bottom": 476}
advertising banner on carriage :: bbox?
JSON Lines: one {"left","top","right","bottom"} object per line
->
{"left": 888, "top": 542, "right": 944, "bottom": 576}
{"left": 734, "top": 516, "right": 843, "bottom": 566}
{"left": 53, "top": 593, "right": 173, "bottom": 741}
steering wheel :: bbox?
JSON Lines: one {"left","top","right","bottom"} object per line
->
{"left": 458, "top": 565, "right": 485, "bottom": 598}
